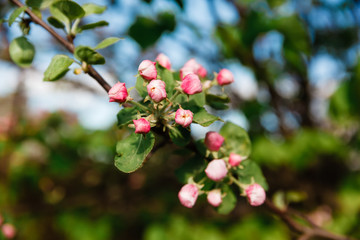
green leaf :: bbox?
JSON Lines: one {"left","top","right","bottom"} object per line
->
{"left": 26, "top": 0, "right": 54, "bottom": 9}
{"left": 135, "top": 75, "right": 148, "bottom": 98}
{"left": 235, "top": 160, "right": 268, "bottom": 190}
{"left": 206, "top": 94, "right": 230, "bottom": 110}
{"left": 220, "top": 121, "right": 251, "bottom": 157}
{"left": 128, "top": 16, "right": 163, "bottom": 49}
{"left": 175, "top": 155, "right": 205, "bottom": 184}
{"left": 168, "top": 126, "right": 191, "bottom": 147}
{"left": 8, "top": 6, "right": 27, "bottom": 27}
{"left": 192, "top": 107, "right": 220, "bottom": 127}
{"left": 94, "top": 37, "right": 121, "bottom": 50}
{"left": 217, "top": 185, "right": 237, "bottom": 214}
{"left": 9, "top": 36, "right": 35, "bottom": 67}
{"left": 156, "top": 64, "right": 175, "bottom": 97}
{"left": 82, "top": 3, "right": 106, "bottom": 16}
{"left": 117, "top": 107, "right": 139, "bottom": 128}
{"left": 50, "top": 0, "right": 85, "bottom": 24}
{"left": 79, "top": 20, "right": 109, "bottom": 32}
{"left": 43, "top": 55, "right": 74, "bottom": 81}
{"left": 174, "top": 91, "right": 206, "bottom": 107}
{"left": 74, "top": 46, "right": 105, "bottom": 65}
{"left": 114, "top": 132, "right": 155, "bottom": 173}
{"left": 47, "top": 16, "right": 65, "bottom": 29}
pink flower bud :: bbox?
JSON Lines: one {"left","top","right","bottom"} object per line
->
{"left": 108, "top": 82, "right": 128, "bottom": 103}
{"left": 217, "top": 69, "right": 234, "bottom": 86}
{"left": 138, "top": 60, "right": 157, "bottom": 80}
{"left": 246, "top": 183, "right": 266, "bottom": 206}
{"left": 229, "top": 153, "right": 243, "bottom": 167}
{"left": 2, "top": 224, "right": 16, "bottom": 239}
{"left": 156, "top": 53, "right": 171, "bottom": 70}
{"left": 181, "top": 59, "right": 207, "bottom": 79}
{"left": 181, "top": 73, "right": 202, "bottom": 95}
{"left": 147, "top": 80, "right": 167, "bottom": 102}
{"left": 133, "top": 118, "right": 151, "bottom": 134}
{"left": 179, "top": 67, "right": 194, "bottom": 80}
{"left": 178, "top": 184, "right": 199, "bottom": 208}
{"left": 175, "top": 109, "right": 193, "bottom": 127}
{"left": 197, "top": 65, "right": 207, "bottom": 78}
{"left": 207, "top": 189, "right": 222, "bottom": 207}
{"left": 205, "top": 159, "right": 228, "bottom": 181}
{"left": 204, "top": 131, "right": 224, "bottom": 151}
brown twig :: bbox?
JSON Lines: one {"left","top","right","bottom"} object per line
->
{"left": 8, "top": 0, "right": 112, "bottom": 93}
{"left": 264, "top": 199, "right": 355, "bottom": 240}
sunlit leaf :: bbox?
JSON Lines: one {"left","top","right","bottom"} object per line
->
{"left": 115, "top": 132, "right": 155, "bottom": 173}
{"left": 43, "top": 55, "right": 74, "bottom": 81}
{"left": 9, "top": 36, "right": 35, "bottom": 67}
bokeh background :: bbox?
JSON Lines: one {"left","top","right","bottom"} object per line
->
{"left": 1, "top": 0, "right": 360, "bottom": 239}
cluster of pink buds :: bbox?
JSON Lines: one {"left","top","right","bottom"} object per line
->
{"left": 108, "top": 53, "right": 236, "bottom": 136}
{"left": 178, "top": 130, "right": 266, "bottom": 209}
{"left": 0, "top": 215, "right": 16, "bottom": 239}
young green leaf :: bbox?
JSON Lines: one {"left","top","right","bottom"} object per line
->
{"left": 114, "top": 132, "right": 155, "bottom": 173}
{"left": 135, "top": 75, "right": 148, "bottom": 98}
{"left": 220, "top": 121, "right": 251, "bottom": 157}
{"left": 168, "top": 125, "right": 191, "bottom": 147}
{"left": 94, "top": 37, "right": 122, "bottom": 50}
{"left": 50, "top": 0, "right": 85, "bottom": 24}
{"left": 79, "top": 21, "right": 109, "bottom": 32}
{"left": 43, "top": 55, "right": 74, "bottom": 81}
{"left": 192, "top": 107, "right": 221, "bottom": 127}
{"left": 8, "top": 6, "right": 27, "bottom": 27}
{"left": 117, "top": 107, "right": 139, "bottom": 128}
{"left": 47, "top": 16, "right": 65, "bottom": 29}
{"left": 217, "top": 185, "right": 237, "bottom": 214}
{"left": 74, "top": 46, "right": 105, "bottom": 65}
{"left": 206, "top": 94, "right": 230, "bottom": 110}
{"left": 9, "top": 36, "right": 35, "bottom": 67}
{"left": 156, "top": 64, "right": 175, "bottom": 97}
{"left": 235, "top": 160, "right": 268, "bottom": 190}
{"left": 82, "top": 3, "right": 106, "bottom": 16}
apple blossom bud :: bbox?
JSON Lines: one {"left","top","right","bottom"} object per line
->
{"left": 133, "top": 118, "right": 151, "bottom": 134}
{"left": 205, "top": 159, "right": 228, "bottom": 181}
{"left": 178, "top": 184, "right": 199, "bottom": 208}
{"left": 207, "top": 189, "right": 222, "bottom": 207}
{"left": 246, "top": 183, "right": 266, "bottom": 206}
{"left": 197, "top": 65, "right": 207, "bottom": 78}
{"left": 175, "top": 109, "right": 193, "bottom": 127}
{"left": 108, "top": 82, "right": 128, "bottom": 103}
{"left": 2, "top": 224, "right": 16, "bottom": 239}
{"left": 229, "top": 153, "right": 243, "bottom": 167}
{"left": 204, "top": 131, "right": 224, "bottom": 151}
{"left": 217, "top": 69, "right": 234, "bottom": 86}
{"left": 147, "top": 80, "right": 167, "bottom": 102}
{"left": 181, "top": 59, "right": 207, "bottom": 79}
{"left": 138, "top": 60, "right": 157, "bottom": 80}
{"left": 181, "top": 73, "right": 202, "bottom": 95}
{"left": 179, "top": 67, "right": 193, "bottom": 80}
{"left": 156, "top": 53, "right": 171, "bottom": 70}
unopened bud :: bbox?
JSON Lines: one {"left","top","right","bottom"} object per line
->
{"left": 246, "top": 183, "right": 266, "bottom": 206}
{"left": 205, "top": 159, "right": 228, "bottom": 181}
{"left": 207, "top": 189, "right": 222, "bottom": 207}
{"left": 178, "top": 184, "right": 199, "bottom": 208}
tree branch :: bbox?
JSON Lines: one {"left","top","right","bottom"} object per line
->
{"left": 264, "top": 199, "right": 356, "bottom": 240}
{"left": 8, "top": 0, "right": 112, "bottom": 93}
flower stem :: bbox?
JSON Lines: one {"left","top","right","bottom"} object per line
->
{"left": 229, "top": 174, "right": 247, "bottom": 189}
{"left": 128, "top": 100, "right": 149, "bottom": 112}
